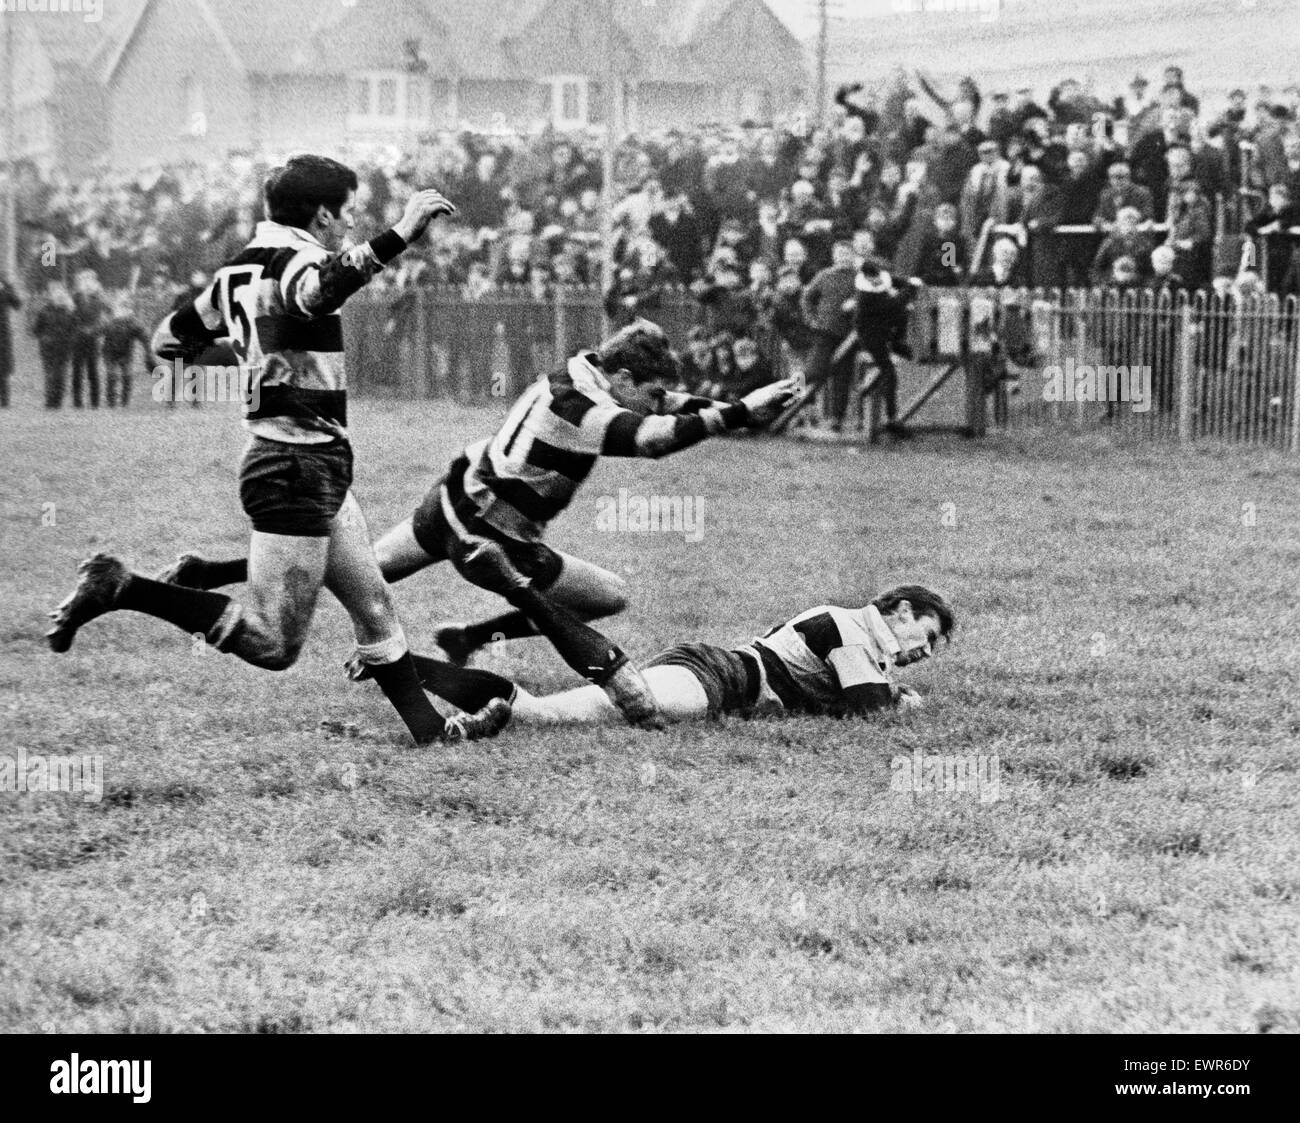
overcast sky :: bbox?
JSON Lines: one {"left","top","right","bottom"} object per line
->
{"left": 764, "top": 0, "right": 896, "bottom": 38}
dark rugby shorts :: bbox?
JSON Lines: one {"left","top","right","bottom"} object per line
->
{"left": 239, "top": 436, "right": 353, "bottom": 537}
{"left": 642, "top": 642, "right": 762, "bottom": 717}
{"left": 411, "top": 479, "right": 564, "bottom": 594}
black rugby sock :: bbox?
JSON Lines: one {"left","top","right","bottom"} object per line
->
{"left": 199, "top": 558, "right": 249, "bottom": 588}
{"left": 117, "top": 576, "right": 232, "bottom": 637}
{"left": 505, "top": 586, "right": 625, "bottom": 686}
{"left": 368, "top": 653, "right": 448, "bottom": 744}
{"left": 461, "top": 595, "right": 619, "bottom": 651}
{"left": 461, "top": 610, "right": 539, "bottom": 649}
{"left": 408, "top": 655, "right": 515, "bottom": 710}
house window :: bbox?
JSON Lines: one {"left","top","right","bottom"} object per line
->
{"left": 406, "top": 77, "right": 426, "bottom": 121}
{"left": 348, "top": 71, "right": 433, "bottom": 131}
{"left": 351, "top": 78, "right": 370, "bottom": 117}
{"left": 738, "top": 86, "right": 770, "bottom": 125}
{"left": 182, "top": 76, "right": 208, "bottom": 138}
{"left": 549, "top": 76, "right": 589, "bottom": 130}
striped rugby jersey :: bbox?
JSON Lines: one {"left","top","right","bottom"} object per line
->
{"left": 152, "top": 221, "right": 388, "bottom": 445}
{"left": 456, "top": 352, "right": 672, "bottom": 542}
{"left": 747, "top": 604, "right": 902, "bottom": 714}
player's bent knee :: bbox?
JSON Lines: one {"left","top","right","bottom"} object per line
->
{"left": 600, "top": 574, "right": 631, "bottom": 615}
{"left": 552, "top": 564, "right": 629, "bottom": 617}
{"left": 350, "top": 588, "right": 398, "bottom": 634}
{"left": 577, "top": 571, "right": 629, "bottom": 616}
{"left": 257, "top": 640, "right": 304, "bottom": 672}
{"left": 457, "top": 539, "right": 526, "bottom": 595}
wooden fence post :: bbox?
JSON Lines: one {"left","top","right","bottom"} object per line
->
{"left": 1291, "top": 308, "right": 1300, "bottom": 455}
{"left": 1177, "top": 302, "right": 1194, "bottom": 445}
{"left": 554, "top": 284, "right": 567, "bottom": 363}
{"left": 963, "top": 291, "right": 985, "bottom": 438}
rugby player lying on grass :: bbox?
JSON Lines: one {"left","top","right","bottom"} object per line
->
{"left": 157, "top": 319, "right": 798, "bottom": 731}
{"left": 350, "top": 585, "right": 954, "bottom": 731}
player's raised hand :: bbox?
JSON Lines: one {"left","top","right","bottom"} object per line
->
{"left": 740, "top": 377, "right": 800, "bottom": 425}
{"left": 396, "top": 188, "right": 457, "bottom": 243}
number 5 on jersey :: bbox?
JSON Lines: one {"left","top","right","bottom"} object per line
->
{"left": 216, "top": 266, "right": 262, "bottom": 362}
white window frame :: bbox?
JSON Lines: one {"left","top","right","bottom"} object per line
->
{"left": 548, "top": 75, "right": 589, "bottom": 130}
{"left": 347, "top": 70, "right": 431, "bottom": 131}
{"left": 738, "top": 85, "right": 768, "bottom": 124}
{"left": 182, "top": 75, "right": 208, "bottom": 138}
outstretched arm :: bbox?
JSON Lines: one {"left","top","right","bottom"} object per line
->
{"left": 658, "top": 389, "right": 768, "bottom": 415}
{"left": 601, "top": 379, "right": 798, "bottom": 459}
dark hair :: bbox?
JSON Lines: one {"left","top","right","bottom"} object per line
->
{"left": 264, "top": 155, "right": 359, "bottom": 228}
{"left": 595, "top": 319, "right": 680, "bottom": 385}
{"left": 871, "top": 585, "right": 956, "bottom": 642}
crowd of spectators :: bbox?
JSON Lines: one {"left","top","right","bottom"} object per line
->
{"left": 5, "top": 63, "right": 1300, "bottom": 409}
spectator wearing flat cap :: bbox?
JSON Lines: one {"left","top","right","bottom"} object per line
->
{"left": 1208, "top": 89, "right": 1250, "bottom": 183}
{"left": 800, "top": 239, "right": 861, "bottom": 431}
{"left": 1094, "top": 161, "right": 1154, "bottom": 233}
{"left": 960, "top": 140, "right": 1012, "bottom": 246}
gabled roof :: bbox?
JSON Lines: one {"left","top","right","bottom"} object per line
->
{"left": 423, "top": 0, "right": 549, "bottom": 80}
{"left": 607, "top": 0, "right": 735, "bottom": 83}
{"left": 616, "top": 0, "right": 733, "bottom": 49}
{"left": 26, "top": 0, "right": 145, "bottom": 68}
{"left": 204, "top": 0, "right": 340, "bottom": 74}
{"left": 49, "top": 0, "right": 802, "bottom": 86}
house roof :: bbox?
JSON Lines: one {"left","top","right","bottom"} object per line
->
{"left": 424, "top": 0, "right": 548, "bottom": 80}
{"left": 52, "top": 0, "right": 802, "bottom": 86}
{"left": 26, "top": 0, "right": 146, "bottom": 67}
{"left": 612, "top": 0, "right": 738, "bottom": 83}
{"left": 618, "top": 0, "right": 729, "bottom": 48}
{"left": 206, "top": 0, "right": 340, "bottom": 74}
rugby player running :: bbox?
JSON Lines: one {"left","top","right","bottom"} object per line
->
{"left": 47, "top": 155, "right": 501, "bottom": 744}
{"left": 154, "top": 319, "right": 799, "bottom": 730}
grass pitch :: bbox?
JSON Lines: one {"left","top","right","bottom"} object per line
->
{"left": 1, "top": 398, "right": 1298, "bottom": 1032}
